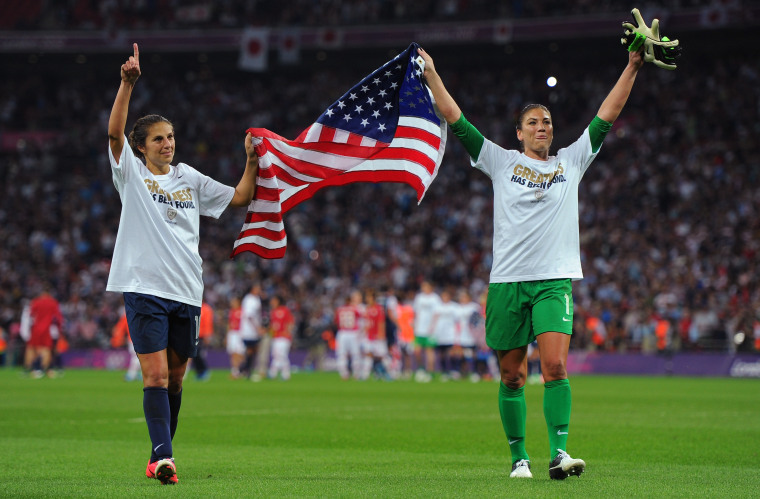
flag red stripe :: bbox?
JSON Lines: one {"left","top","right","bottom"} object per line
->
{"left": 346, "top": 133, "right": 364, "bottom": 146}
{"left": 261, "top": 158, "right": 311, "bottom": 188}
{"left": 245, "top": 211, "right": 283, "bottom": 224}
{"left": 281, "top": 170, "right": 425, "bottom": 213}
{"left": 319, "top": 126, "right": 336, "bottom": 142}
{"left": 256, "top": 166, "right": 277, "bottom": 179}
{"left": 373, "top": 147, "right": 436, "bottom": 174}
{"left": 266, "top": 140, "right": 434, "bottom": 179}
{"left": 231, "top": 243, "right": 286, "bottom": 259}
{"left": 267, "top": 137, "right": 388, "bottom": 161}
{"left": 236, "top": 226, "right": 285, "bottom": 241}
{"left": 252, "top": 185, "right": 282, "bottom": 202}
{"left": 265, "top": 146, "right": 342, "bottom": 180}
{"left": 395, "top": 126, "right": 441, "bottom": 150}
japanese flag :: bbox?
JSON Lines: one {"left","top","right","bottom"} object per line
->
{"left": 239, "top": 28, "right": 269, "bottom": 72}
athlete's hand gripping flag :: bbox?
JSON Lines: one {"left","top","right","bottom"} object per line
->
{"left": 621, "top": 8, "right": 681, "bottom": 70}
{"left": 232, "top": 42, "right": 447, "bottom": 259}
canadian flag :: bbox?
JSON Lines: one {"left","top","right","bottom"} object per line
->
{"left": 239, "top": 28, "right": 270, "bottom": 72}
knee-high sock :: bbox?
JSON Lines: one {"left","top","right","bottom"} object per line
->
{"left": 543, "top": 379, "right": 571, "bottom": 459}
{"left": 499, "top": 382, "right": 528, "bottom": 464}
{"left": 240, "top": 353, "right": 253, "bottom": 374}
{"left": 150, "top": 389, "right": 182, "bottom": 462}
{"left": 143, "top": 387, "right": 173, "bottom": 462}
{"left": 169, "top": 389, "right": 182, "bottom": 439}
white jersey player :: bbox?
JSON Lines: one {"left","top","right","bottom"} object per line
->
{"left": 412, "top": 281, "right": 440, "bottom": 381}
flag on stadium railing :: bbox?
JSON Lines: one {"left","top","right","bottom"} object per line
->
{"left": 232, "top": 42, "right": 447, "bottom": 259}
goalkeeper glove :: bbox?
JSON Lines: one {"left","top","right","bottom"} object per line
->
{"left": 652, "top": 36, "right": 682, "bottom": 69}
{"left": 621, "top": 8, "right": 681, "bottom": 70}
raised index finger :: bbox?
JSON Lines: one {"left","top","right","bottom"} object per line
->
{"left": 133, "top": 43, "right": 139, "bottom": 61}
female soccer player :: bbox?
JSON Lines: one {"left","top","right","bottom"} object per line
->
{"left": 267, "top": 295, "right": 295, "bottom": 381}
{"left": 418, "top": 45, "right": 645, "bottom": 479}
{"left": 107, "top": 43, "right": 259, "bottom": 484}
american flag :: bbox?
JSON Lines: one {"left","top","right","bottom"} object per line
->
{"left": 231, "top": 42, "right": 447, "bottom": 259}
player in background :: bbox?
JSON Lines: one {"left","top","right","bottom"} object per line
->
{"left": 419, "top": 40, "right": 646, "bottom": 479}
{"left": 379, "top": 287, "right": 400, "bottom": 377}
{"left": 363, "top": 290, "right": 391, "bottom": 381}
{"left": 112, "top": 307, "right": 141, "bottom": 382}
{"left": 412, "top": 281, "right": 440, "bottom": 382}
{"left": 454, "top": 289, "right": 481, "bottom": 382}
{"left": 395, "top": 290, "right": 417, "bottom": 379}
{"left": 107, "top": 43, "right": 258, "bottom": 484}
{"left": 20, "top": 284, "right": 63, "bottom": 378}
{"left": 526, "top": 341, "right": 543, "bottom": 384}
{"left": 226, "top": 296, "right": 245, "bottom": 379}
{"left": 335, "top": 290, "right": 364, "bottom": 380}
{"left": 191, "top": 301, "right": 214, "bottom": 381}
{"left": 240, "top": 283, "right": 264, "bottom": 382}
{"left": 50, "top": 328, "right": 69, "bottom": 377}
{"left": 471, "top": 289, "right": 499, "bottom": 381}
{"left": 268, "top": 295, "right": 295, "bottom": 381}
{"left": 255, "top": 294, "right": 273, "bottom": 382}
{"left": 429, "top": 289, "right": 459, "bottom": 381}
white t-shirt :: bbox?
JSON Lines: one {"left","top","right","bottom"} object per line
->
{"left": 472, "top": 128, "right": 598, "bottom": 283}
{"left": 454, "top": 301, "right": 481, "bottom": 348}
{"left": 106, "top": 138, "right": 234, "bottom": 307}
{"left": 431, "top": 300, "right": 459, "bottom": 346}
{"left": 240, "top": 293, "right": 262, "bottom": 340}
{"left": 413, "top": 291, "right": 441, "bottom": 338}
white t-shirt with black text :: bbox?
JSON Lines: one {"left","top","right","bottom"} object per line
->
{"left": 472, "top": 128, "right": 598, "bottom": 283}
{"left": 106, "top": 137, "right": 234, "bottom": 307}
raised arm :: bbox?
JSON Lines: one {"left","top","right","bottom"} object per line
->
{"left": 596, "top": 49, "right": 644, "bottom": 123}
{"left": 418, "top": 47, "right": 485, "bottom": 160}
{"left": 108, "top": 43, "right": 141, "bottom": 162}
{"left": 417, "top": 47, "right": 462, "bottom": 124}
{"left": 228, "top": 132, "right": 259, "bottom": 207}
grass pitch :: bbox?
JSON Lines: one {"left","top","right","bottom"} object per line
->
{"left": 1, "top": 368, "right": 758, "bottom": 498}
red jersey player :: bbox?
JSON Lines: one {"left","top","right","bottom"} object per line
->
{"left": 363, "top": 290, "right": 390, "bottom": 380}
{"left": 335, "top": 290, "right": 365, "bottom": 380}
{"left": 268, "top": 296, "right": 295, "bottom": 380}
{"left": 22, "top": 286, "right": 63, "bottom": 378}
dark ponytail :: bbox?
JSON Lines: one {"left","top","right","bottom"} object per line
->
{"left": 515, "top": 104, "right": 551, "bottom": 131}
{"left": 128, "top": 114, "right": 173, "bottom": 160}
{"left": 515, "top": 104, "right": 551, "bottom": 151}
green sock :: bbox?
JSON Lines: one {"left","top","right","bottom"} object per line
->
{"left": 543, "top": 379, "right": 571, "bottom": 460}
{"left": 498, "top": 382, "right": 528, "bottom": 464}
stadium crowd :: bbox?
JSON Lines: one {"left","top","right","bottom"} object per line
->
{"left": 2, "top": 0, "right": 736, "bottom": 30}
{"left": 1, "top": 22, "right": 759, "bottom": 368}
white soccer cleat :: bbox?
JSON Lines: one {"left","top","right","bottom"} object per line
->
{"left": 510, "top": 459, "right": 533, "bottom": 478}
{"left": 549, "top": 449, "right": 585, "bottom": 480}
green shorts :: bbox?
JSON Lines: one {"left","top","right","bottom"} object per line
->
{"left": 485, "top": 279, "right": 573, "bottom": 351}
{"left": 415, "top": 335, "right": 437, "bottom": 348}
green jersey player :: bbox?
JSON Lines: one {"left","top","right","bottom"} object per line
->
{"left": 418, "top": 45, "right": 645, "bottom": 479}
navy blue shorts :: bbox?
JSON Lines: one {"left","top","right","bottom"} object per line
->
{"left": 123, "top": 292, "right": 201, "bottom": 359}
{"left": 243, "top": 339, "right": 261, "bottom": 349}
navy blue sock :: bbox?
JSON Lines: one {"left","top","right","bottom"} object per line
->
{"left": 144, "top": 387, "right": 173, "bottom": 463}
{"left": 150, "top": 389, "right": 183, "bottom": 462}
{"left": 169, "top": 389, "right": 182, "bottom": 440}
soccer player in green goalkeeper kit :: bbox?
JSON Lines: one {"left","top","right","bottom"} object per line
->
{"left": 417, "top": 15, "right": 677, "bottom": 477}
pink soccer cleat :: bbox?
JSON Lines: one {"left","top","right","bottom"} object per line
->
{"left": 146, "top": 458, "right": 178, "bottom": 485}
